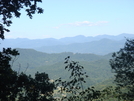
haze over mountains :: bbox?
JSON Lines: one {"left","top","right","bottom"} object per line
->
{"left": 1, "top": 33, "right": 134, "bottom": 55}
{"left": 2, "top": 33, "right": 134, "bottom": 86}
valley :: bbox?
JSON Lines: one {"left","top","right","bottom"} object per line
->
{"left": 3, "top": 33, "right": 134, "bottom": 88}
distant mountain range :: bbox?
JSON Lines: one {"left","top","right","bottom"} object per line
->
{"left": 1, "top": 33, "right": 134, "bottom": 55}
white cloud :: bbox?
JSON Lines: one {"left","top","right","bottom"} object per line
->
{"left": 53, "top": 21, "right": 108, "bottom": 28}
{"left": 69, "top": 21, "right": 108, "bottom": 26}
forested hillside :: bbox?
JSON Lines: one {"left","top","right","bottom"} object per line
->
{"left": 12, "top": 48, "right": 114, "bottom": 86}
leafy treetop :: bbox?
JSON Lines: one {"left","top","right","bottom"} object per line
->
{"left": 110, "top": 39, "right": 134, "bottom": 86}
{"left": 0, "top": 0, "right": 43, "bottom": 39}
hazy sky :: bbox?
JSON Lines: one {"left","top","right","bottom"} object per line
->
{"left": 5, "top": 0, "right": 134, "bottom": 39}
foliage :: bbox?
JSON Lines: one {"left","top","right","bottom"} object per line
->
{"left": 0, "top": 0, "right": 43, "bottom": 39}
{"left": 0, "top": 48, "right": 19, "bottom": 100}
{"left": 110, "top": 39, "right": 134, "bottom": 86}
{"left": 110, "top": 39, "right": 134, "bottom": 100}
{"left": 0, "top": 1, "right": 56, "bottom": 101}
{"left": 16, "top": 72, "right": 55, "bottom": 101}
{"left": 0, "top": 48, "right": 55, "bottom": 101}
{"left": 54, "top": 56, "right": 101, "bottom": 101}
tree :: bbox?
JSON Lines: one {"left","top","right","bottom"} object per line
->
{"left": 0, "top": 0, "right": 43, "bottom": 39}
{"left": 0, "top": 48, "right": 19, "bottom": 100}
{"left": 17, "top": 72, "right": 55, "bottom": 101}
{"left": 0, "top": 48, "right": 55, "bottom": 101}
{"left": 0, "top": 0, "right": 56, "bottom": 101}
{"left": 110, "top": 39, "right": 134, "bottom": 100}
{"left": 55, "top": 56, "right": 101, "bottom": 101}
{"left": 110, "top": 39, "right": 134, "bottom": 86}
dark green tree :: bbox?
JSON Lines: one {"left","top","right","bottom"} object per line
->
{"left": 17, "top": 72, "right": 55, "bottom": 101}
{"left": 0, "top": 0, "right": 43, "bottom": 39}
{"left": 110, "top": 39, "right": 134, "bottom": 100}
{"left": 110, "top": 39, "right": 134, "bottom": 86}
{"left": 0, "top": 48, "right": 55, "bottom": 101}
{"left": 0, "top": 48, "right": 19, "bottom": 100}
{"left": 0, "top": 0, "right": 56, "bottom": 101}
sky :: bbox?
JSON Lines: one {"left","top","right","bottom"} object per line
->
{"left": 4, "top": 0, "right": 134, "bottom": 39}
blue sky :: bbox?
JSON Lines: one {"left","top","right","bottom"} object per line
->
{"left": 5, "top": 0, "right": 134, "bottom": 39}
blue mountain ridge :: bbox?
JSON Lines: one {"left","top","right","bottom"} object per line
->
{"left": 0, "top": 33, "right": 134, "bottom": 55}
